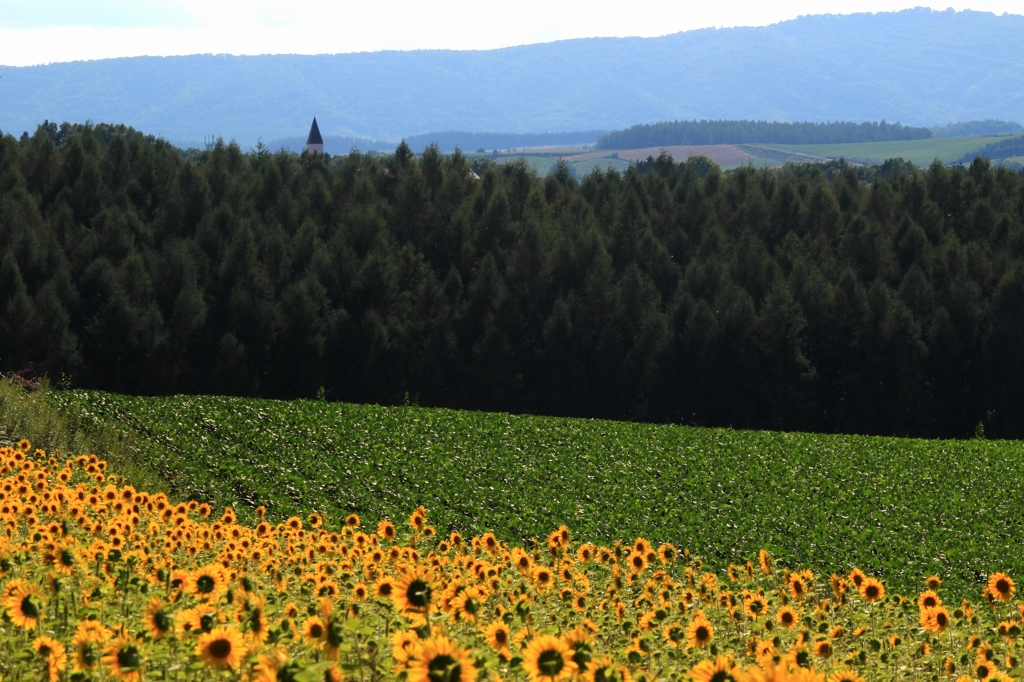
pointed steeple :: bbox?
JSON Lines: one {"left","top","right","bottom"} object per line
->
{"left": 306, "top": 118, "right": 324, "bottom": 154}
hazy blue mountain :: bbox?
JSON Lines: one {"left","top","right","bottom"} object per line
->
{"left": 1, "top": 8, "right": 1021, "bottom": 147}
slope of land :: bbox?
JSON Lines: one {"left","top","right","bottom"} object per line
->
{"left": 34, "top": 388, "right": 1024, "bottom": 596}
{"left": 756, "top": 135, "right": 1021, "bottom": 167}
{"left": 1, "top": 8, "right": 1023, "bottom": 145}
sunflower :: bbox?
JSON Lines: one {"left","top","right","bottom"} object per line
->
{"left": 758, "top": 549, "right": 772, "bottom": 575}
{"left": 72, "top": 628, "right": 106, "bottom": 673}
{"left": 144, "top": 596, "right": 174, "bottom": 638}
{"left": 254, "top": 648, "right": 298, "bottom": 682}
{"left": 744, "top": 593, "right": 768, "bottom": 619}
{"left": 3, "top": 579, "right": 44, "bottom": 629}
{"left": 531, "top": 565, "right": 555, "bottom": 592}
{"left": 917, "top": 589, "right": 941, "bottom": 610}
{"left": 303, "top": 615, "right": 327, "bottom": 646}
{"left": 484, "top": 620, "right": 512, "bottom": 656}
{"left": 776, "top": 605, "right": 798, "bottom": 629}
{"left": 925, "top": 575, "right": 942, "bottom": 590}
{"left": 33, "top": 635, "right": 68, "bottom": 682}
{"left": 522, "top": 634, "right": 577, "bottom": 682}
{"left": 662, "top": 622, "right": 686, "bottom": 647}
{"left": 584, "top": 656, "right": 632, "bottom": 682}
{"left": 689, "top": 655, "right": 744, "bottom": 682}
{"left": 352, "top": 582, "right": 369, "bottom": 602}
{"left": 920, "top": 605, "right": 950, "bottom": 634}
{"left": 191, "top": 563, "right": 227, "bottom": 600}
{"left": 179, "top": 606, "right": 219, "bottom": 634}
{"left": 826, "top": 669, "right": 866, "bottom": 682}
{"left": 989, "top": 573, "right": 1015, "bottom": 602}
{"left": 53, "top": 545, "right": 77, "bottom": 575}
{"left": 859, "top": 577, "right": 885, "bottom": 603}
{"left": 813, "top": 639, "right": 833, "bottom": 659}
{"left": 393, "top": 565, "right": 435, "bottom": 613}
{"left": 17, "top": 438, "right": 31, "bottom": 452}
{"left": 686, "top": 611, "right": 714, "bottom": 649}
{"left": 374, "top": 575, "right": 397, "bottom": 600}
{"left": 789, "top": 574, "right": 808, "bottom": 600}
{"left": 450, "top": 586, "right": 486, "bottom": 623}
{"left": 102, "top": 637, "right": 144, "bottom": 682}
{"left": 848, "top": 568, "right": 865, "bottom": 589}
{"left": 626, "top": 551, "right": 648, "bottom": 575}
{"left": 406, "top": 635, "right": 476, "bottom": 682}
{"left": 196, "top": 626, "right": 247, "bottom": 670}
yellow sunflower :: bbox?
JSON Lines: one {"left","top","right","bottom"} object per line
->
{"left": 392, "top": 565, "right": 435, "bottom": 613}
{"left": 583, "top": 656, "right": 633, "bottom": 682}
{"left": 144, "top": 596, "right": 175, "bottom": 638}
{"left": 374, "top": 575, "right": 397, "bottom": 600}
{"left": 191, "top": 563, "right": 227, "bottom": 601}
{"left": 689, "top": 655, "right": 745, "bottom": 682}
{"left": 686, "top": 612, "right": 714, "bottom": 649}
{"left": 858, "top": 577, "right": 885, "bottom": 603}
{"left": 406, "top": 635, "right": 476, "bottom": 682}
{"left": 3, "top": 580, "right": 44, "bottom": 629}
{"left": 989, "top": 573, "right": 1015, "bottom": 602}
{"left": 33, "top": 635, "right": 67, "bottom": 682}
{"left": 776, "top": 605, "right": 799, "bottom": 629}
{"left": 102, "top": 637, "right": 144, "bottom": 682}
{"left": 921, "top": 606, "right": 950, "bottom": 634}
{"left": 72, "top": 628, "right": 106, "bottom": 673}
{"left": 302, "top": 615, "right": 327, "bottom": 647}
{"left": 521, "top": 634, "right": 577, "bottom": 682}
{"left": 196, "top": 626, "right": 247, "bottom": 669}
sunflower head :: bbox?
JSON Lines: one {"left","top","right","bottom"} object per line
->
{"left": 522, "top": 634, "right": 577, "bottom": 681}
{"left": 196, "top": 627, "right": 247, "bottom": 669}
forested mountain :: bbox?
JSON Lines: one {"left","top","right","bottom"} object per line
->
{"left": 597, "top": 121, "right": 932, "bottom": 150}
{"left": 1, "top": 8, "right": 1023, "bottom": 146}
{"left": 4, "top": 122, "right": 1024, "bottom": 439}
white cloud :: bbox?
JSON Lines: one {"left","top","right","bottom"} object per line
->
{"left": 0, "top": 0, "right": 1021, "bottom": 66}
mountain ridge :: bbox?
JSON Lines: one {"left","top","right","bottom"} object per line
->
{"left": 1, "top": 8, "right": 1022, "bottom": 146}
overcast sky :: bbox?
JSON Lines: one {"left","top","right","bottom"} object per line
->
{"left": 0, "top": 0, "right": 1021, "bottom": 66}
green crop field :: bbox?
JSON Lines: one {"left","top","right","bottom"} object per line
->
{"left": 755, "top": 135, "right": 1013, "bottom": 167}
{"left": 41, "top": 389, "right": 1024, "bottom": 597}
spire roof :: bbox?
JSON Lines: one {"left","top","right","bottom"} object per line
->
{"left": 306, "top": 118, "right": 324, "bottom": 146}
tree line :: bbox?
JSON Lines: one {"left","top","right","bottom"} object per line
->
{"left": 3, "top": 122, "right": 1024, "bottom": 439}
{"left": 597, "top": 120, "right": 932, "bottom": 150}
{"left": 958, "top": 135, "right": 1024, "bottom": 164}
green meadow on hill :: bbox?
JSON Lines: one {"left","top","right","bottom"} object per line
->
{"left": 7, "top": 386, "right": 1019, "bottom": 598}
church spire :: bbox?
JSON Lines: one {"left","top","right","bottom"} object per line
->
{"left": 306, "top": 118, "right": 324, "bottom": 155}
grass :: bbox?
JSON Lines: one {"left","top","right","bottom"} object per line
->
{"left": 0, "top": 377, "right": 168, "bottom": 495}
{"left": 15, "top": 386, "right": 1024, "bottom": 598}
{"left": 756, "top": 136, "right": 1012, "bottom": 167}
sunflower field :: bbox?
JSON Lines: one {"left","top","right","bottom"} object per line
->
{"left": 43, "top": 390, "right": 1024, "bottom": 597}
{"left": 3, "top": 438, "right": 1024, "bottom": 682}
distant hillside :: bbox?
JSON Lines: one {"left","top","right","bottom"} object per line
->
{"left": 597, "top": 120, "right": 932, "bottom": 150}
{"left": 958, "top": 135, "right": 1024, "bottom": 163}
{"left": 1, "top": 8, "right": 1023, "bottom": 146}
{"left": 931, "top": 120, "right": 1024, "bottom": 138}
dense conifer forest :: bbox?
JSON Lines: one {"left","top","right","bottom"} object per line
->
{"left": 596, "top": 120, "right": 933, "bottom": 150}
{"left": 3, "top": 122, "right": 1024, "bottom": 439}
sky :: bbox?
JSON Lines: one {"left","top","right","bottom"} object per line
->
{"left": 0, "top": 0, "right": 1022, "bottom": 66}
